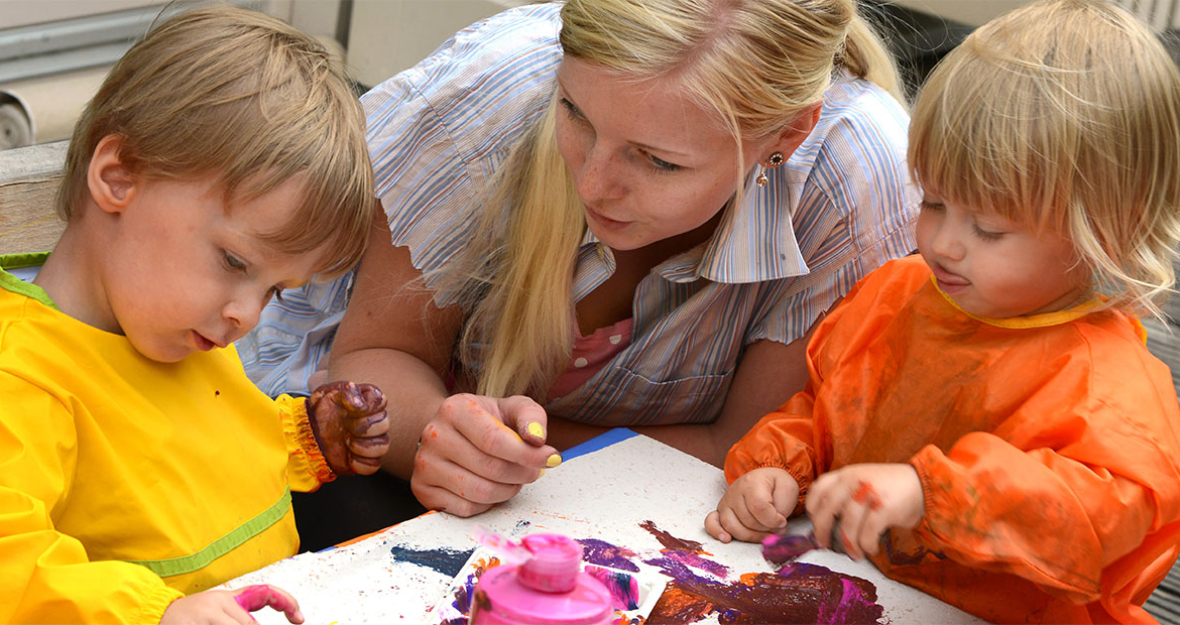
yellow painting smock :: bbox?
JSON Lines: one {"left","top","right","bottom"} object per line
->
{"left": 0, "top": 252, "right": 333, "bottom": 623}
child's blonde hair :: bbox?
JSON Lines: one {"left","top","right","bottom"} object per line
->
{"left": 444, "top": 0, "right": 905, "bottom": 398}
{"left": 57, "top": 4, "right": 374, "bottom": 277}
{"left": 909, "top": 0, "right": 1180, "bottom": 319}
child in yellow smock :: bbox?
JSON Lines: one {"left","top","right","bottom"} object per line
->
{"left": 705, "top": 1, "right": 1180, "bottom": 622}
{"left": 0, "top": 6, "right": 390, "bottom": 624}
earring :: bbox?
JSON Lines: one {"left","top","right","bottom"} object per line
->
{"left": 755, "top": 151, "right": 785, "bottom": 187}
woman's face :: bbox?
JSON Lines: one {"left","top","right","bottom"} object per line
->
{"left": 555, "top": 56, "right": 766, "bottom": 251}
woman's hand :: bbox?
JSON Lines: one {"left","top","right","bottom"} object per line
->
{"left": 705, "top": 467, "right": 799, "bottom": 543}
{"left": 307, "top": 381, "right": 391, "bottom": 476}
{"left": 805, "top": 463, "right": 925, "bottom": 559}
{"left": 411, "top": 394, "right": 561, "bottom": 517}
{"left": 160, "top": 584, "right": 303, "bottom": 624}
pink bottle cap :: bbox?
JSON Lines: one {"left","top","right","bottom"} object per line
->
{"left": 517, "top": 534, "right": 582, "bottom": 593}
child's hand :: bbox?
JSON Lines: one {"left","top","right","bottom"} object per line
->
{"left": 805, "top": 463, "right": 924, "bottom": 560}
{"left": 307, "top": 381, "right": 390, "bottom": 476}
{"left": 705, "top": 467, "right": 799, "bottom": 543}
{"left": 160, "top": 584, "right": 303, "bottom": 624}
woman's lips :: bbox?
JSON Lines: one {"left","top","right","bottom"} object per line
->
{"left": 584, "top": 206, "right": 628, "bottom": 230}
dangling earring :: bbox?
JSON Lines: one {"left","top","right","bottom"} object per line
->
{"left": 755, "top": 151, "right": 786, "bottom": 187}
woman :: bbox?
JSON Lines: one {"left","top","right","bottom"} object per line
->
{"left": 241, "top": 0, "right": 917, "bottom": 522}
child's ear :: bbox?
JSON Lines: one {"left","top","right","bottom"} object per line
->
{"left": 771, "top": 101, "right": 824, "bottom": 159}
{"left": 87, "top": 134, "right": 137, "bottom": 214}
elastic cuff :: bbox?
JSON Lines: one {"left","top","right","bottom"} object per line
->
{"left": 133, "top": 585, "right": 185, "bottom": 624}
{"left": 280, "top": 395, "right": 336, "bottom": 484}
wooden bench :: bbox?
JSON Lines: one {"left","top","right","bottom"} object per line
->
{"left": 0, "top": 140, "right": 68, "bottom": 255}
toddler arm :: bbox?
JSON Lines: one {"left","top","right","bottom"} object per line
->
{"left": 0, "top": 374, "right": 184, "bottom": 623}
{"left": 909, "top": 422, "right": 1180, "bottom": 604}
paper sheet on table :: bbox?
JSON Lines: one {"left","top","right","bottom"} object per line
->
{"left": 218, "top": 434, "right": 987, "bottom": 625}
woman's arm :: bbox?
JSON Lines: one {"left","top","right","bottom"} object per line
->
{"left": 326, "top": 211, "right": 559, "bottom": 516}
{"left": 326, "top": 210, "right": 461, "bottom": 478}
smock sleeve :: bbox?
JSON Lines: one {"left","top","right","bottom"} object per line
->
{"left": 276, "top": 394, "right": 335, "bottom": 492}
{"left": 0, "top": 371, "right": 183, "bottom": 624}
{"left": 908, "top": 362, "right": 1180, "bottom": 605}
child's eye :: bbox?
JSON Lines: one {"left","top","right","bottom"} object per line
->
{"left": 223, "top": 251, "right": 247, "bottom": 272}
{"left": 972, "top": 225, "right": 1004, "bottom": 241}
{"left": 919, "top": 200, "right": 944, "bottom": 212}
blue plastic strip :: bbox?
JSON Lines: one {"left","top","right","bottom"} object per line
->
{"left": 563, "top": 427, "right": 639, "bottom": 461}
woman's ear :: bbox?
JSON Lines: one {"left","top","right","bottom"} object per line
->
{"left": 770, "top": 101, "right": 823, "bottom": 160}
{"left": 87, "top": 134, "right": 137, "bottom": 214}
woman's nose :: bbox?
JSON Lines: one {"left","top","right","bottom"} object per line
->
{"left": 576, "top": 146, "right": 624, "bottom": 204}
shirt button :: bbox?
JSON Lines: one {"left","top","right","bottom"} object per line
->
{"left": 609, "top": 335, "right": 622, "bottom": 345}
{"left": 574, "top": 357, "right": 589, "bottom": 368}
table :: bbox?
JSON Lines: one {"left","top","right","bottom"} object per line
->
{"left": 218, "top": 429, "right": 987, "bottom": 624}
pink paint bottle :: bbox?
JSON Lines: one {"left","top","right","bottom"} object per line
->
{"left": 470, "top": 534, "right": 614, "bottom": 625}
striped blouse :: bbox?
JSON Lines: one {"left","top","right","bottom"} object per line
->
{"left": 238, "top": 2, "right": 918, "bottom": 426}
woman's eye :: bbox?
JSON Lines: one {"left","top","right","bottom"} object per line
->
{"left": 559, "top": 97, "right": 587, "bottom": 122}
{"left": 648, "top": 154, "right": 681, "bottom": 172}
{"left": 223, "top": 251, "right": 247, "bottom": 271}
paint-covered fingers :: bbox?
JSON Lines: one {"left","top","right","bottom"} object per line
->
{"left": 159, "top": 587, "right": 304, "bottom": 624}
{"left": 806, "top": 464, "right": 926, "bottom": 559}
{"left": 307, "top": 381, "right": 390, "bottom": 477}
{"left": 233, "top": 585, "right": 304, "bottom": 623}
{"left": 446, "top": 394, "right": 560, "bottom": 472}
{"left": 498, "top": 395, "right": 550, "bottom": 445}
{"left": 409, "top": 458, "right": 521, "bottom": 517}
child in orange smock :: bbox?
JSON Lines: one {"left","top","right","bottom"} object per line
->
{"left": 705, "top": 1, "right": 1180, "bottom": 622}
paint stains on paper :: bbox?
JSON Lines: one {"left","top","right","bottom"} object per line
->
{"left": 389, "top": 544, "right": 476, "bottom": 578}
{"left": 636, "top": 522, "right": 885, "bottom": 625}
{"left": 578, "top": 538, "right": 641, "bottom": 572}
{"left": 648, "top": 564, "right": 884, "bottom": 625}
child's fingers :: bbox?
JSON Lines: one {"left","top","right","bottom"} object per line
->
{"left": 232, "top": 585, "right": 304, "bottom": 623}
{"left": 345, "top": 411, "right": 389, "bottom": 437}
{"left": 835, "top": 499, "right": 869, "bottom": 559}
{"left": 746, "top": 493, "right": 788, "bottom": 530}
{"left": 704, "top": 510, "right": 732, "bottom": 543}
{"left": 716, "top": 505, "right": 765, "bottom": 543}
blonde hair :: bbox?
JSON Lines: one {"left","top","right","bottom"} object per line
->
{"left": 57, "top": 4, "right": 375, "bottom": 277}
{"left": 447, "top": 0, "right": 904, "bottom": 397}
{"left": 909, "top": 0, "right": 1180, "bottom": 319}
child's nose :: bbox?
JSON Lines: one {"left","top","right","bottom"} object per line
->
{"left": 223, "top": 298, "right": 263, "bottom": 335}
{"left": 931, "top": 225, "right": 966, "bottom": 261}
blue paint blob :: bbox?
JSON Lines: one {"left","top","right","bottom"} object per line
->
{"left": 389, "top": 544, "right": 476, "bottom": 577}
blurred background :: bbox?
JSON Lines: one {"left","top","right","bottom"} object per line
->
{"left": 1, "top": 0, "right": 1177, "bottom": 151}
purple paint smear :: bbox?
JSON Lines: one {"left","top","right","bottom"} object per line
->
{"left": 636, "top": 522, "right": 885, "bottom": 625}
{"left": 578, "top": 537, "right": 641, "bottom": 572}
{"left": 585, "top": 564, "right": 641, "bottom": 610}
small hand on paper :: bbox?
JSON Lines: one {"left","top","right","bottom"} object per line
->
{"left": 307, "top": 381, "right": 390, "bottom": 476}
{"left": 160, "top": 584, "right": 302, "bottom": 624}
{"left": 705, "top": 467, "right": 799, "bottom": 543}
{"left": 806, "top": 463, "right": 924, "bottom": 560}
{"left": 411, "top": 393, "right": 561, "bottom": 517}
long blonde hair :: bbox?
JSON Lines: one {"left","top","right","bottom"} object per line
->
{"left": 450, "top": 0, "right": 903, "bottom": 397}
{"left": 909, "top": 0, "right": 1180, "bottom": 319}
{"left": 58, "top": 5, "right": 374, "bottom": 277}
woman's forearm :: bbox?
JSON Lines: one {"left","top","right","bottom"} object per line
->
{"left": 327, "top": 348, "right": 449, "bottom": 479}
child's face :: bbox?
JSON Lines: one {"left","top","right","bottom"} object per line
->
{"left": 102, "top": 174, "right": 324, "bottom": 363}
{"left": 915, "top": 193, "right": 1090, "bottom": 318}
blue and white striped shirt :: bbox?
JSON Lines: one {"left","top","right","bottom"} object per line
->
{"left": 238, "top": 2, "right": 918, "bottom": 426}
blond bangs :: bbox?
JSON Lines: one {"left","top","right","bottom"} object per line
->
{"left": 908, "top": 0, "right": 1180, "bottom": 318}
